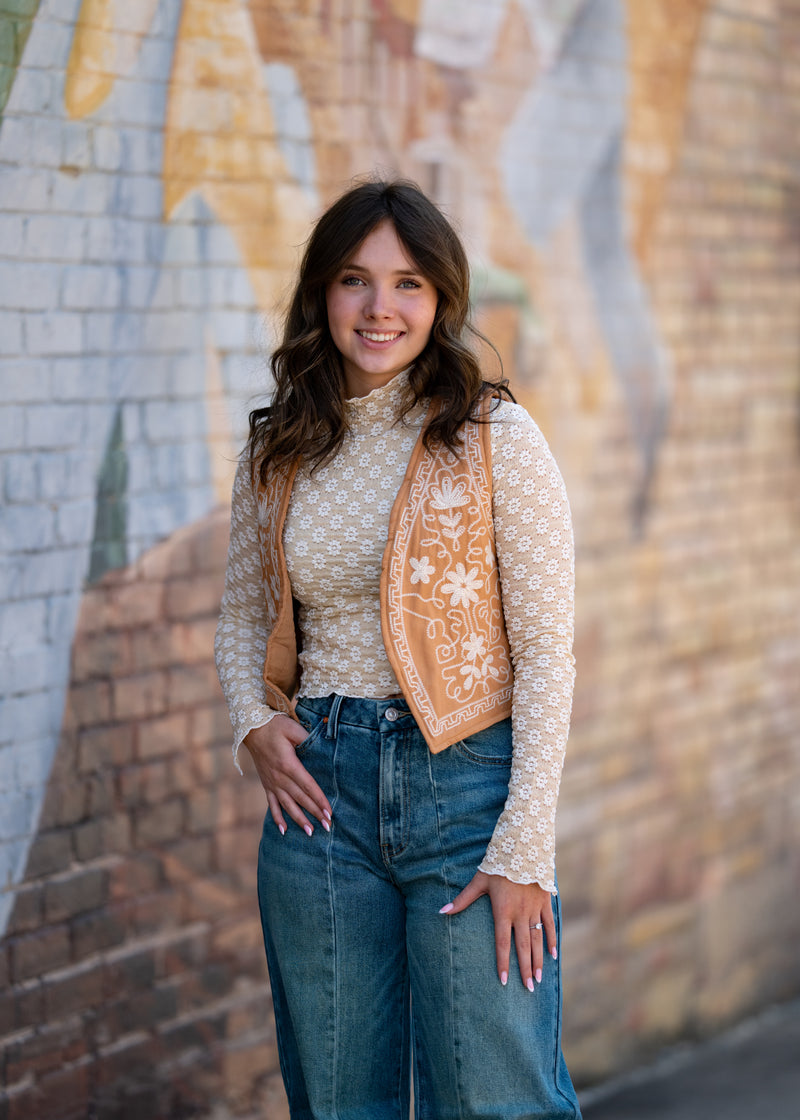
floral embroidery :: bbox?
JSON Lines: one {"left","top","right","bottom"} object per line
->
{"left": 410, "top": 556, "right": 435, "bottom": 584}
{"left": 441, "top": 563, "right": 482, "bottom": 607}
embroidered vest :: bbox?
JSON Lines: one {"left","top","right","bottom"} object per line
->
{"left": 253, "top": 404, "right": 513, "bottom": 752}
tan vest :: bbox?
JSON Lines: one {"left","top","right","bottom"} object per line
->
{"left": 253, "top": 404, "right": 513, "bottom": 752}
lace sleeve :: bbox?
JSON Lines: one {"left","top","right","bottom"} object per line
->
{"left": 478, "top": 403, "right": 576, "bottom": 893}
{"left": 214, "top": 457, "right": 281, "bottom": 771}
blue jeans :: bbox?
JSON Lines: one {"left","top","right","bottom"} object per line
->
{"left": 257, "top": 695, "right": 582, "bottom": 1120}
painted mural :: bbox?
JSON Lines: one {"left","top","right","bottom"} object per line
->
{"left": 2, "top": 0, "right": 800, "bottom": 1115}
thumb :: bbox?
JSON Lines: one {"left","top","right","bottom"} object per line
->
{"left": 439, "top": 872, "right": 489, "bottom": 916}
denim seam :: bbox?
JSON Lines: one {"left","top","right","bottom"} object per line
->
{"left": 425, "top": 748, "right": 466, "bottom": 1120}
{"left": 325, "top": 725, "right": 341, "bottom": 1116}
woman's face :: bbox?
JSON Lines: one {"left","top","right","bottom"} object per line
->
{"left": 325, "top": 220, "right": 438, "bottom": 398}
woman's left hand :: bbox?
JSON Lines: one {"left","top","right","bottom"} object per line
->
{"left": 439, "top": 871, "right": 556, "bottom": 990}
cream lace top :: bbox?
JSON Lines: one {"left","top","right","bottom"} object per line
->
{"left": 215, "top": 373, "right": 575, "bottom": 891}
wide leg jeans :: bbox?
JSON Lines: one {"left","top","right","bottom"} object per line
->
{"left": 257, "top": 694, "right": 582, "bottom": 1120}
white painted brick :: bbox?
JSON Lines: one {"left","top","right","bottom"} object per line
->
{"left": 29, "top": 116, "right": 64, "bottom": 169}
{"left": 126, "top": 444, "right": 154, "bottom": 489}
{"left": 46, "top": 590, "right": 80, "bottom": 644}
{"left": 93, "top": 126, "right": 123, "bottom": 172}
{"left": 118, "top": 173, "right": 163, "bottom": 219}
{"left": 61, "top": 122, "right": 93, "bottom": 171}
{"left": 161, "top": 222, "right": 204, "bottom": 267}
{"left": 182, "top": 441, "right": 211, "bottom": 486}
{"left": 4, "top": 454, "right": 38, "bottom": 503}
{"left": 0, "top": 168, "right": 49, "bottom": 212}
{"left": 0, "top": 361, "right": 49, "bottom": 404}
{"left": 61, "top": 266, "right": 123, "bottom": 311}
{"left": 211, "top": 267, "right": 255, "bottom": 309}
{"left": 0, "top": 117, "right": 34, "bottom": 166}
{"left": 110, "top": 77, "right": 169, "bottom": 129}
{"left": 119, "top": 354, "right": 171, "bottom": 399}
{"left": 122, "top": 265, "right": 174, "bottom": 310}
{"left": 51, "top": 170, "right": 114, "bottom": 216}
{"left": 118, "top": 127, "right": 158, "bottom": 176}
{"left": 0, "top": 788, "right": 35, "bottom": 841}
{"left": 21, "top": 547, "right": 86, "bottom": 596}
{"left": 169, "top": 354, "right": 206, "bottom": 399}
{"left": 0, "top": 597, "right": 48, "bottom": 648}
{"left": 121, "top": 401, "right": 142, "bottom": 441}
{"left": 86, "top": 216, "right": 150, "bottom": 265}
{"left": 0, "top": 262, "right": 60, "bottom": 311}
{"left": 5, "top": 645, "right": 69, "bottom": 694}
{"left": 3, "top": 67, "right": 55, "bottom": 116}
{"left": 23, "top": 402, "right": 86, "bottom": 449}
{"left": 0, "top": 557, "right": 24, "bottom": 601}
{"left": 24, "top": 214, "right": 86, "bottom": 260}
{"left": 55, "top": 499, "right": 95, "bottom": 547}
{"left": 205, "top": 225, "right": 242, "bottom": 266}
{"left": 65, "top": 446, "right": 99, "bottom": 499}
{"left": 49, "top": 356, "right": 110, "bottom": 402}
{"left": 0, "top": 311, "right": 23, "bottom": 356}
{"left": 147, "top": 442, "right": 181, "bottom": 490}
{"left": 0, "top": 214, "right": 25, "bottom": 257}
{"left": 84, "top": 311, "right": 143, "bottom": 354}
{"left": 19, "top": 18, "right": 74, "bottom": 70}
{"left": 177, "top": 268, "right": 209, "bottom": 308}
{"left": 15, "top": 730, "right": 61, "bottom": 785}
{"left": 141, "top": 311, "right": 202, "bottom": 353}
{"left": 0, "top": 744, "right": 15, "bottom": 793}
{"left": 0, "top": 405, "right": 26, "bottom": 450}
{"left": 35, "top": 450, "right": 72, "bottom": 501}
{"left": 144, "top": 398, "right": 205, "bottom": 442}
{"left": 211, "top": 309, "right": 255, "bottom": 351}
{"left": 24, "top": 311, "right": 84, "bottom": 356}
{"left": 128, "top": 491, "right": 181, "bottom": 540}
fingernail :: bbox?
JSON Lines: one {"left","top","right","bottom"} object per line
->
{"left": 526, "top": 978, "right": 535, "bottom": 993}
{"left": 439, "top": 903, "right": 454, "bottom": 914}
{"left": 278, "top": 824, "right": 286, "bottom": 836}
{"left": 321, "top": 819, "right": 330, "bottom": 832}
{"left": 323, "top": 809, "right": 332, "bottom": 822}
{"left": 535, "top": 968, "right": 542, "bottom": 984}
{"left": 551, "top": 947, "right": 558, "bottom": 960}
{"left": 304, "top": 824, "right": 313, "bottom": 837}
{"left": 500, "top": 971, "right": 508, "bottom": 986}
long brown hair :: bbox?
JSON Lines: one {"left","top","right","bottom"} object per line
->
{"left": 247, "top": 179, "right": 511, "bottom": 479}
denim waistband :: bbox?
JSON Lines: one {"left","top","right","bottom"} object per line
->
{"left": 295, "top": 693, "right": 415, "bottom": 738}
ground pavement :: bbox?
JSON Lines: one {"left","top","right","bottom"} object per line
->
{"left": 579, "top": 997, "right": 800, "bottom": 1120}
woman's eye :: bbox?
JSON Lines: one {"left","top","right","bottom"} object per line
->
{"left": 398, "top": 279, "right": 421, "bottom": 289}
{"left": 342, "top": 275, "right": 364, "bottom": 286}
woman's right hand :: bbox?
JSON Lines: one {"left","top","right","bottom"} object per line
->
{"left": 243, "top": 715, "right": 332, "bottom": 836}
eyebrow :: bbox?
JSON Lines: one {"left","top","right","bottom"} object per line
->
{"left": 340, "top": 263, "right": 424, "bottom": 276}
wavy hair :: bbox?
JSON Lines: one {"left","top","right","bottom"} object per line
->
{"left": 247, "top": 179, "right": 512, "bottom": 479}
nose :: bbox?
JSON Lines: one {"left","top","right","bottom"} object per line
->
{"left": 364, "top": 284, "right": 394, "bottom": 319}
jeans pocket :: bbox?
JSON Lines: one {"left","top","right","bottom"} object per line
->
{"left": 293, "top": 713, "right": 327, "bottom": 758}
{"left": 452, "top": 716, "right": 513, "bottom": 765}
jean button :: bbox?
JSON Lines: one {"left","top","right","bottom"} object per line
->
{"left": 385, "top": 707, "right": 399, "bottom": 722}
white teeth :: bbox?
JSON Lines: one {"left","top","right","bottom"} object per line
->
{"left": 357, "top": 330, "right": 402, "bottom": 342}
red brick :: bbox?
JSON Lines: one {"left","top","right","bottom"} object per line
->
{"left": 71, "top": 906, "right": 127, "bottom": 959}
{"left": 4, "top": 885, "right": 43, "bottom": 935}
{"left": 43, "top": 961, "right": 104, "bottom": 1019}
{"left": 112, "top": 671, "right": 169, "bottom": 721}
{"left": 10, "top": 924, "right": 71, "bottom": 982}
{"left": 110, "top": 580, "right": 164, "bottom": 628}
{"left": 129, "top": 624, "right": 175, "bottom": 672}
{"left": 66, "top": 680, "right": 112, "bottom": 727}
{"left": 171, "top": 617, "right": 218, "bottom": 663}
{"left": 38, "top": 777, "right": 88, "bottom": 829}
{"left": 71, "top": 629, "right": 132, "bottom": 683}
{"left": 25, "top": 1064, "right": 91, "bottom": 1120}
{"left": 109, "top": 852, "right": 163, "bottom": 900}
{"left": 165, "top": 836, "right": 214, "bottom": 877}
{"left": 189, "top": 703, "right": 234, "bottom": 748}
{"left": 167, "top": 664, "right": 223, "bottom": 708}
{"left": 44, "top": 867, "right": 109, "bottom": 923}
{"left": 135, "top": 712, "right": 190, "bottom": 761}
{"left": 164, "top": 578, "right": 222, "bottom": 621}
{"left": 77, "top": 724, "right": 134, "bottom": 772}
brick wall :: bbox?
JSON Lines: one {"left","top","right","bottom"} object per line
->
{"left": 2, "top": 0, "right": 800, "bottom": 1116}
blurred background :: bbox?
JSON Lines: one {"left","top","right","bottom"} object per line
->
{"left": 1, "top": 1, "right": 800, "bottom": 1117}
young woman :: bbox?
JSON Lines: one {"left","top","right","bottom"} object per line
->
{"left": 215, "top": 180, "right": 582, "bottom": 1120}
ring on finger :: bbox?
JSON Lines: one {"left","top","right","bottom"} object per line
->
{"left": 529, "top": 922, "right": 543, "bottom": 931}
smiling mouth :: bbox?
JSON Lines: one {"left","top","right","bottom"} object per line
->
{"left": 356, "top": 330, "right": 404, "bottom": 342}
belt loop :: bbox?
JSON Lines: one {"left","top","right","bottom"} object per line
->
{"left": 326, "top": 694, "right": 343, "bottom": 739}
